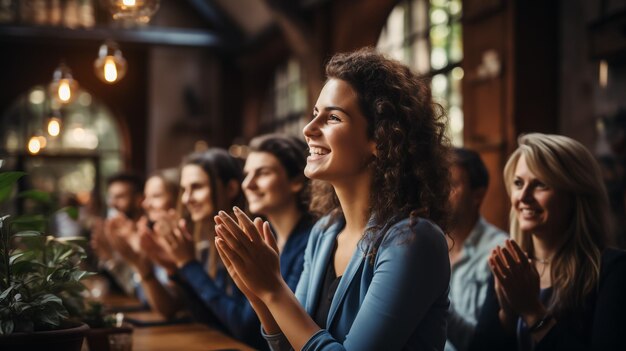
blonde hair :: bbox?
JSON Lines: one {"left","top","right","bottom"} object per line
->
{"left": 503, "top": 133, "right": 610, "bottom": 318}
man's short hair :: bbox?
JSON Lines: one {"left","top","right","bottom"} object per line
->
{"left": 106, "top": 172, "right": 144, "bottom": 195}
{"left": 452, "top": 147, "right": 489, "bottom": 190}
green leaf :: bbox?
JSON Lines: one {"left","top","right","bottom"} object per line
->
{"left": 70, "top": 270, "right": 91, "bottom": 281}
{"left": 0, "top": 172, "right": 26, "bottom": 203}
{"left": 13, "top": 301, "right": 32, "bottom": 314}
{"left": 56, "top": 249, "right": 75, "bottom": 262}
{"left": 18, "top": 190, "right": 52, "bottom": 204}
{"left": 0, "top": 285, "right": 14, "bottom": 300}
{"left": 10, "top": 215, "right": 47, "bottom": 232}
{"left": 9, "top": 252, "right": 24, "bottom": 264}
{"left": 38, "top": 311, "right": 62, "bottom": 327}
{"left": 13, "top": 230, "right": 42, "bottom": 238}
{"left": 58, "top": 206, "right": 79, "bottom": 220}
{"left": 54, "top": 236, "right": 87, "bottom": 245}
{"left": 0, "top": 214, "right": 10, "bottom": 229}
{"left": 11, "top": 260, "right": 46, "bottom": 275}
{"left": 39, "top": 294, "right": 63, "bottom": 305}
{"left": 0, "top": 319, "right": 14, "bottom": 334}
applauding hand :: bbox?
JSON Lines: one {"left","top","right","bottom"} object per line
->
{"left": 489, "top": 239, "right": 547, "bottom": 327}
{"left": 214, "top": 207, "right": 283, "bottom": 303}
{"left": 152, "top": 211, "right": 196, "bottom": 269}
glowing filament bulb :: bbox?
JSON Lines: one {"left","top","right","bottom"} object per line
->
{"left": 123, "top": 0, "right": 136, "bottom": 6}
{"left": 104, "top": 57, "right": 118, "bottom": 82}
{"left": 48, "top": 118, "right": 61, "bottom": 137}
{"left": 28, "top": 137, "right": 41, "bottom": 154}
{"left": 58, "top": 80, "right": 71, "bottom": 102}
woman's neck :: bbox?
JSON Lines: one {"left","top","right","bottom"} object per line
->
{"left": 531, "top": 231, "right": 564, "bottom": 262}
{"left": 266, "top": 203, "right": 303, "bottom": 251}
{"left": 333, "top": 172, "right": 372, "bottom": 239}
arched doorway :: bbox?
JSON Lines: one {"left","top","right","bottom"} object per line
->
{"left": 0, "top": 85, "right": 124, "bottom": 215}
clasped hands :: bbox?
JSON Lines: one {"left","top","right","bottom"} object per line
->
{"left": 488, "top": 239, "right": 547, "bottom": 328}
{"left": 213, "top": 206, "right": 284, "bottom": 304}
{"left": 147, "top": 209, "right": 196, "bottom": 271}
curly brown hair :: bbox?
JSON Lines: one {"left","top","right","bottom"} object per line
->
{"left": 310, "top": 47, "right": 451, "bottom": 247}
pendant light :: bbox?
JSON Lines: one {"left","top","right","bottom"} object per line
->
{"left": 94, "top": 40, "right": 127, "bottom": 84}
{"left": 47, "top": 110, "right": 62, "bottom": 137}
{"left": 49, "top": 62, "right": 79, "bottom": 105}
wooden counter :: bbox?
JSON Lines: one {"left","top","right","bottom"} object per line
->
{"left": 132, "top": 323, "right": 254, "bottom": 351}
{"left": 96, "top": 294, "right": 255, "bottom": 351}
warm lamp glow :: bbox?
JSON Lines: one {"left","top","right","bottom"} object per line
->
{"left": 104, "top": 57, "right": 118, "bottom": 82}
{"left": 48, "top": 118, "right": 62, "bottom": 137}
{"left": 58, "top": 80, "right": 72, "bottom": 102}
{"left": 94, "top": 41, "right": 127, "bottom": 84}
{"left": 28, "top": 136, "right": 41, "bottom": 154}
{"left": 106, "top": 0, "right": 160, "bottom": 24}
{"left": 49, "top": 63, "right": 78, "bottom": 104}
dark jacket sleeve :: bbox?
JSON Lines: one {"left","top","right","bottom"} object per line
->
{"left": 588, "top": 249, "right": 626, "bottom": 350}
{"left": 176, "top": 260, "right": 267, "bottom": 351}
{"left": 469, "top": 277, "right": 517, "bottom": 351}
{"left": 535, "top": 249, "right": 626, "bottom": 351}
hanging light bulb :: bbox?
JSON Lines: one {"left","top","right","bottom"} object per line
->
{"left": 28, "top": 131, "right": 47, "bottom": 154}
{"left": 47, "top": 111, "right": 62, "bottom": 137}
{"left": 28, "top": 136, "right": 42, "bottom": 154}
{"left": 94, "top": 41, "right": 127, "bottom": 84}
{"left": 104, "top": 0, "right": 160, "bottom": 25}
{"left": 49, "top": 62, "right": 79, "bottom": 105}
{"left": 48, "top": 118, "right": 61, "bottom": 137}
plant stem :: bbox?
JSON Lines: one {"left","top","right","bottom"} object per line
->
{"left": 3, "top": 219, "right": 11, "bottom": 288}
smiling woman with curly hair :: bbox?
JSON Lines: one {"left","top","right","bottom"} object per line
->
{"left": 213, "top": 47, "right": 452, "bottom": 351}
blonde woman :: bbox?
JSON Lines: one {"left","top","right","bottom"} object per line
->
{"left": 470, "top": 133, "right": 626, "bottom": 351}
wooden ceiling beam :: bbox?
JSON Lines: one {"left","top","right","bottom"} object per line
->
{"left": 0, "top": 25, "right": 228, "bottom": 48}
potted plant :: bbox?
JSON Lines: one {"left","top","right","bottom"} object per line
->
{"left": 0, "top": 171, "right": 91, "bottom": 350}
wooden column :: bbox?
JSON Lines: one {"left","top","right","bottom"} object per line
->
{"left": 462, "top": 0, "right": 559, "bottom": 230}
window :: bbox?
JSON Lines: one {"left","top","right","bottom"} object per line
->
{"left": 377, "top": 0, "right": 463, "bottom": 145}
{"left": 260, "top": 58, "right": 308, "bottom": 137}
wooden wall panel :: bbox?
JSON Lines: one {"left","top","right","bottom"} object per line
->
{"left": 462, "top": 0, "right": 559, "bottom": 231}
{"left": 462, "top": 3, "right": 511, "bottom": 230}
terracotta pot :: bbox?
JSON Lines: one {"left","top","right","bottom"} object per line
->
{"left": 86, "top": 326, "right": 133, "bottom": 351}
{"left": 0, "top": 321, "right": 89, "bottom": 351}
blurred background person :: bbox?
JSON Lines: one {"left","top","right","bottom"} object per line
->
{"left": 144, "top": 149, "right": 255, "bottom": 343}
{"left": 242, "top": 134, "right": 315, "bottom": 295}
{"left": 90, "top": 172, "right": 144, "bottom": 296}
{"left": 446, "top": 147, "right": 507, "bottom": 351}
{"left": 106, "top": 169, "right": 183, "bottom": 318}
{"left": 52, "top": 193, "right": 86, "bottom": 238}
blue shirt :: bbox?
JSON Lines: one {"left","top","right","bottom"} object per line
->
{"left": 176, "top": 215, "right": 314, "bottom": 350}
{"left": 446, "top": 217, "right": 507, "bottom": 351}
{"left": 264, "top": 214, "right": 450, "bottom": 351}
